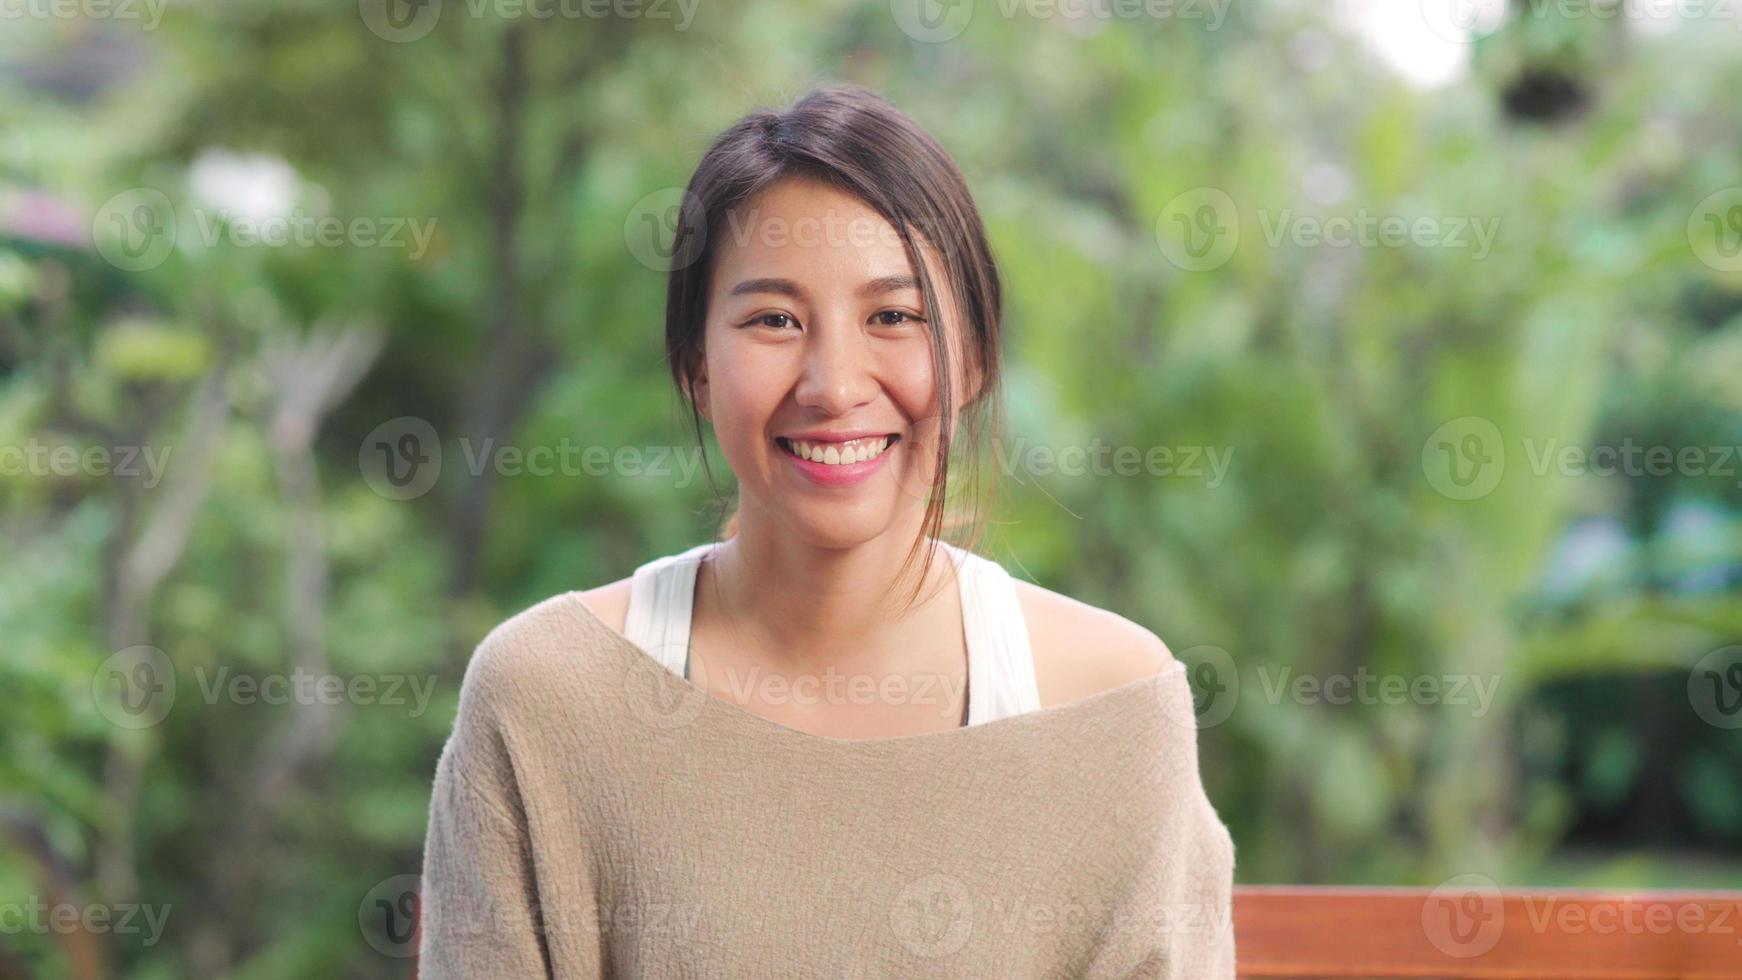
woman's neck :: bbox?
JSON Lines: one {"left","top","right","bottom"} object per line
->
{"left": 699, "top": 510, "right": 959, "bottom": 672}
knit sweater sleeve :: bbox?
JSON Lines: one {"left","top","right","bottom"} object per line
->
{"left": 417, "top": 625, "right": 600, "bottom": 977}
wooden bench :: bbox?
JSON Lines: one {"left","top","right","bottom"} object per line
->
{"left": 407, "top": 885, "right": 1742, "bottom": 977}
{"left": 1234, "top": 885, "right": 1742, "bottom": 978}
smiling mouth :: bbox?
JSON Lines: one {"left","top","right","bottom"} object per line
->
{"left": 775, "top": 434, "right": 901, "bottom": 466}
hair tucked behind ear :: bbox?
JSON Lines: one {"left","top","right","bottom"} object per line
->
{"left": 665, "top": 84, "right": 1005, "bottom": 612}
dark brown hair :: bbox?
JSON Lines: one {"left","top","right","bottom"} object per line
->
{"left": 665, "top": 84, "right": 1005, "bottom": 611}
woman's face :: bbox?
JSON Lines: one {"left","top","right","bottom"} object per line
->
{"left": 693, "top": 175, "right": 975, "bottom": 550}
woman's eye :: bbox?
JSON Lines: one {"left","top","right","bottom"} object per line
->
{"left": 873, "top": 310, "right": 923, "bottom": 327}
{"left": 750, "top": 313, "right": 795, "bottom": 330}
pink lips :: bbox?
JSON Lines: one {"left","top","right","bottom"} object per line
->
{"left": 776, "top": 436, "right": 897, "bottom": 488}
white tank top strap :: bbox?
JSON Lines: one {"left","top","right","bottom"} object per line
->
{"left": 623, "top": 541, "right": 717, "bottom": 678}
{"left": 619, "top": 539, "right": 1041, "bottom": 724}
{"left": 940, "top": 541, "right": 1044, "bottom": 726}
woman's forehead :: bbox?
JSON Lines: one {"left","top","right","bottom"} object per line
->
{"left": 711, "top": 179, "right": 947, "bottom": 297}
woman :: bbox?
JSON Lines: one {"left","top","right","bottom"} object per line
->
{"left": 418, "top": 84, "right": 1236, "bottom": 977}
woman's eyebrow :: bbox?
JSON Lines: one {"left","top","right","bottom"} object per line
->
{"left": 727, "top": 277, "right": 804, "bottom": 299}
{"left": 726, "top": 275, "right": 919, "bottom": 299}
{"left": 859, "top": 274, "right": 918, "bottom": 296}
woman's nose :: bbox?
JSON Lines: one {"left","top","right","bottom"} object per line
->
{"left": 794, "top": 319, "right": 877, "bottom": 415}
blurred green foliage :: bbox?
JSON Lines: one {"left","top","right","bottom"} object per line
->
{"left": 2, "top": 0, "right": 1741, "bottom": 975}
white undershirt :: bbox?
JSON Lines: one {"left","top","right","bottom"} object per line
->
{"left": 620, "top": 540, "right": 1042, "bottom": 726}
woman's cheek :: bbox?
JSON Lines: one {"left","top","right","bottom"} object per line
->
{"left": 713, "top": 358, "right": 783, "bottom": 473}
{"left": 881, "top": 343, "right": 938, "bottom": 416}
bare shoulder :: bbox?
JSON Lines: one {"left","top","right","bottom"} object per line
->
{"left": 1011, "top": 578, "right": 1176, "bottom": 708}
{"left": 574, "top": 576, "right": 634, "bottom": 634}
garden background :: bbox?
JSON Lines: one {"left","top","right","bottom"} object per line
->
{"left": 3, "top": 0, "right": 1742, "bottom": 975}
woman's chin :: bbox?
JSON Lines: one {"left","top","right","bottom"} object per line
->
{"left": 774, "top": 506, "right": 899, "bottom": 551}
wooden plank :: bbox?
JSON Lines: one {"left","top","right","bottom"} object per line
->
{"left": 1234, "top": 885, "right": 1742, "bottom": 979}
{"left": 403, "top": 885, "right": 1742, "bottom": 977}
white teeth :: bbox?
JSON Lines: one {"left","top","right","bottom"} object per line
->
{"left": 785, "top": 435, "right": 892, "bottom": 465}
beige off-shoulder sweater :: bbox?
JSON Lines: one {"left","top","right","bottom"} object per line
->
{"left": 417, "top": 590, "right": 1237, "bottom": 977}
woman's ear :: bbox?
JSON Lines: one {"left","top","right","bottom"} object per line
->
{"left": 950, "top": 322, "right": 986, "bottom": 411}
{"left": 688, "top": 360, "right": 712, "bottom": 423}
